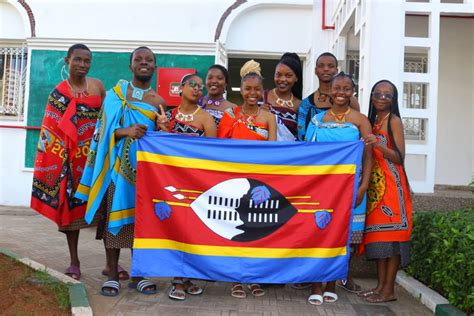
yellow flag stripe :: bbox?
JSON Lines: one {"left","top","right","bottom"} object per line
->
{"left": 137, "top": 152, "right": 356, "bottom": 175}
{"left": 133, "top": 238, "right": 346, "bottom": 258}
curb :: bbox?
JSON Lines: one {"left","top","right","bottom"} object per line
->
{"left": 0, "top": 248, "right": 93, "bottom": 316}
{"left": 396, "top": 271, "right": 466, "bottom": 315}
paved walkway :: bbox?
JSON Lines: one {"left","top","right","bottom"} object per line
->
{"left": 0, "top": 206, "right": 432, "bottom": 315}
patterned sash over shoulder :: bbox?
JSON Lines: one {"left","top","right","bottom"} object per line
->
{"left": 75, "top": 82, "right": 157, "bottom": 235}
{"left": 31, "top": 80, "right": 101, "bottom": 227}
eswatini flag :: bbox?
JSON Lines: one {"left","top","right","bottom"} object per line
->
{"left": 132, "top": 132, "right": 363, "bottom": 283}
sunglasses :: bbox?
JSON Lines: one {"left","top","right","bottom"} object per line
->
{"left": 184, "top": 79, "right": 204, "bottom": 91}
{"left": 371, "top": 92, "right": 394, "bottom": 100}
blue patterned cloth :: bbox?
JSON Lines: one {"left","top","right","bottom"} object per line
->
{"left": 297, "top": 93, "right": 330, "bottom": 141}
{"left": 76, "top": 82, "right": 157, "bottom": 235}
{"left": 305, "top": 111, "right": 367, "bottom": 240}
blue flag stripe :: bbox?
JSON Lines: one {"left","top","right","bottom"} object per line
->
{"left": 132, "top": 249, "right": 349, "bottom": 283}
{"left": 138, "top": 132, "right": 363, "bottom": 167}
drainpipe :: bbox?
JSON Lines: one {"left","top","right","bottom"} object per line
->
{"left": 322, "top": 0, "right": 335, "bottom": 30}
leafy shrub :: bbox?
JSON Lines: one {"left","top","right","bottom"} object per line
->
{"left": 406, "top": 208, "right": 474, "bottom": 313}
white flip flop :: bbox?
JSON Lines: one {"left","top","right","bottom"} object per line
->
{"left": 308, "top": 294, "right": 324, "bottom": 305}
{"left": 323, "top": 291, "right": 338, "bottom": 303}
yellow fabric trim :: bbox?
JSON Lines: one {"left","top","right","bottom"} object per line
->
{"left": 76, "top": 184, "right": 90, "bottom": 196}
{"left": 109, "top": 208, "right": 135, "bottom": 221}
{"left": 113, "top": 84, "right": 157, "bottom": 122}
{"left": 137, "top": 152, "right": 356, "bottom": 175}
{"left": 133, "top": 238, "right": 347, "bottom": 258}
{"left": 87, "top": 131, "right": 116, "bottom": 211}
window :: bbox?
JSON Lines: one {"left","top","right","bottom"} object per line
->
{"left": 0, "top": 46, "right": 28, "bottom": 119}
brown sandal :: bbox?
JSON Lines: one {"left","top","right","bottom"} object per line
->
{"left": 231, "top": 283, "right": 246, "bottom": 298}
{"left": 366, "top": 293, "right": 397, "bottom": 303}
{"left": 358, "top": 289, "right": 379, "bottom": 297}
{"left": 336, "top": 279, "right": 362, "bottom": 293}
{"left": 247, "top": 284, "right": 265, "bottom": 297}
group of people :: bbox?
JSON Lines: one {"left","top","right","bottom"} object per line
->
{"left": 30, "top": 44, "right": 412, "bottom": 304}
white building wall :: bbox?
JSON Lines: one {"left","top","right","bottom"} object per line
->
{"left": 0, "top": 2, "right": 27, "bottom": 39}
{"left": 360, "top": 1, "right": 405, "bottom": 114}
{"left": 28, "top": 0, "right": 234, "bottom": 43}
{"left": 0, "top": 129, "right": 32, "bottom": 205}
{"left": 435, "top": 17, "right": 474, "bottom": 186}
{"left": 225, "top": 6, "right": 312, "bottom": 55}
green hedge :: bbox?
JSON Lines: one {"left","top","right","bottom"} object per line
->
{"left": 406, "top": 208, "right": 474, "bottom": 313}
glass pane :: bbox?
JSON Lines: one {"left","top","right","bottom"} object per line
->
{"left": 403, "top": 117, "right": 427, "bottom": 141}
{"left": 403, "top": 82, "right": 428, "bottom": 109}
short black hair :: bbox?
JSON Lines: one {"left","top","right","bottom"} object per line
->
{"left": 67, "top": 44, "right": 91, "bottom": 58}
{"left": 278, "top": 52, "right": 303, "bottom": 99}
{"left": 130, "top": 46, "right": 156, "bottom": 64}
{"left": 330, "top": 71, "right": 355, "bottom": 88}
{"left": 207, "top": 64, "right": 230, "bottom": 85}
{"left": 316, "top": 52, "right": 338, "bottom": 67}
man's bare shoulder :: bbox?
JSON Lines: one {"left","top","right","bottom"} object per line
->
{"left": 147, "top": 91, "right": 166, "bottom": 108}
{"left": 86, "top": 77, "right": 106, "bottom": 97}
{"left": 87, "top": 77, "right": 104, "bottom": 88}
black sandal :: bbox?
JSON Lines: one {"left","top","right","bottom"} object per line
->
{"left": 101, "top": 280, "right": 120, "bottom": 297}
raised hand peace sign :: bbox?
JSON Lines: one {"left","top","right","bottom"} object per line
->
{"left": 155, "top": 104, "right": 170, "bottom": 132}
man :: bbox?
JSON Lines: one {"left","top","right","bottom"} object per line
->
{"left": 31, "top": 43, "right": 110, "bottom": 280}
{"left": 76, "top": 47, "right": 165, "bottom": 296}
{"left": 297, "top": 52, "right": 360, "bottom": 141}
{"left": 295, "top": 52, "right": 363, "bottom": 294}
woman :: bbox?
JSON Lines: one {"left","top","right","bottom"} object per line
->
{"left": 156, "top": 74, "right": 216, "bottom": 300}
{"left": 305, "top": 72, "right": 372, "bottom": 306}
{"left": 262, "top": 52, "right": 302, "bottom": 139}
{"left": 358, "top": 80, "right": 412, "bottom": 303}
{"left": 217, "top": 60, "right": 275, "bottom": 298}
{"left": 297, "top": 52, "right": 360, "bottom": 141}
{"left": 158, "top": 74, "right": 216, "bottom": 137}
{"left": 199, "top": 64, "right": 235, "bottom": 126}
{"left": 218, "top": 60, "right": 276, "bottom": 141}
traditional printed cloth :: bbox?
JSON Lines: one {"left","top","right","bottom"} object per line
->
{"left": 198, "top": 97, "right": 226, "bottom": 126}
{"left": 305, "top": 111, "right": 367, "bottom": 244}
{"left": 360, "top": 130, "right": 412, "bottom": 251}
{"left": 166, "top": 107, "right": 205, "bottom": 137}
{"left": 31, "top": 80, "right": 101, "bottom": 227}
{"left": 217, "top": 106, "right": 269, "bottom": 140}
{"left": 263, "top": 91, "right": 298, "bottom": 139}
{"left": 297, "top": 93, "right": 330, "bottom": 141}
{"left": 131, "top": 132, "right": 363, "bottom": 283}
{"left": 75, "top": 82, "right": 157, "bottom": 235}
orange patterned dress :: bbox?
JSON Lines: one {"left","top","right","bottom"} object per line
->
{"left": 360, "top": 130, "right": 412, "bottom": 264}
{"left": 217, "top": 106, "right": 269, "bottom": 141}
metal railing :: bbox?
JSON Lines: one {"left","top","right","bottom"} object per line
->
{"left": 0, "top": 46, "right": 28, "bottom": 120}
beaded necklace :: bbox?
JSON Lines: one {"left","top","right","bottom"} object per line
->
{"left": 202, "top": 96, "right": 225, "bottom": 108}
{"left": 241, "top": 105, "right": 260, "bottom": 124}
{"left": 316, "top": 89, "right": 330, "bottom": 102}
{"left": 329, "top": 107, "right": 351, "bottom": 123}
{"left": 67, "top": 78, "right": 89, "bottom": 98}
{"left": 130, "top": 81, "right": 151, "bottom": 101}
{"left": 273, "top": 88, "right": 294, "bottom": 108}
{"left": 176, "top": 105, "right": 200, "bottom": 122}
{"left": 373, "top": 113, "right": 390, "bottom": 131}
